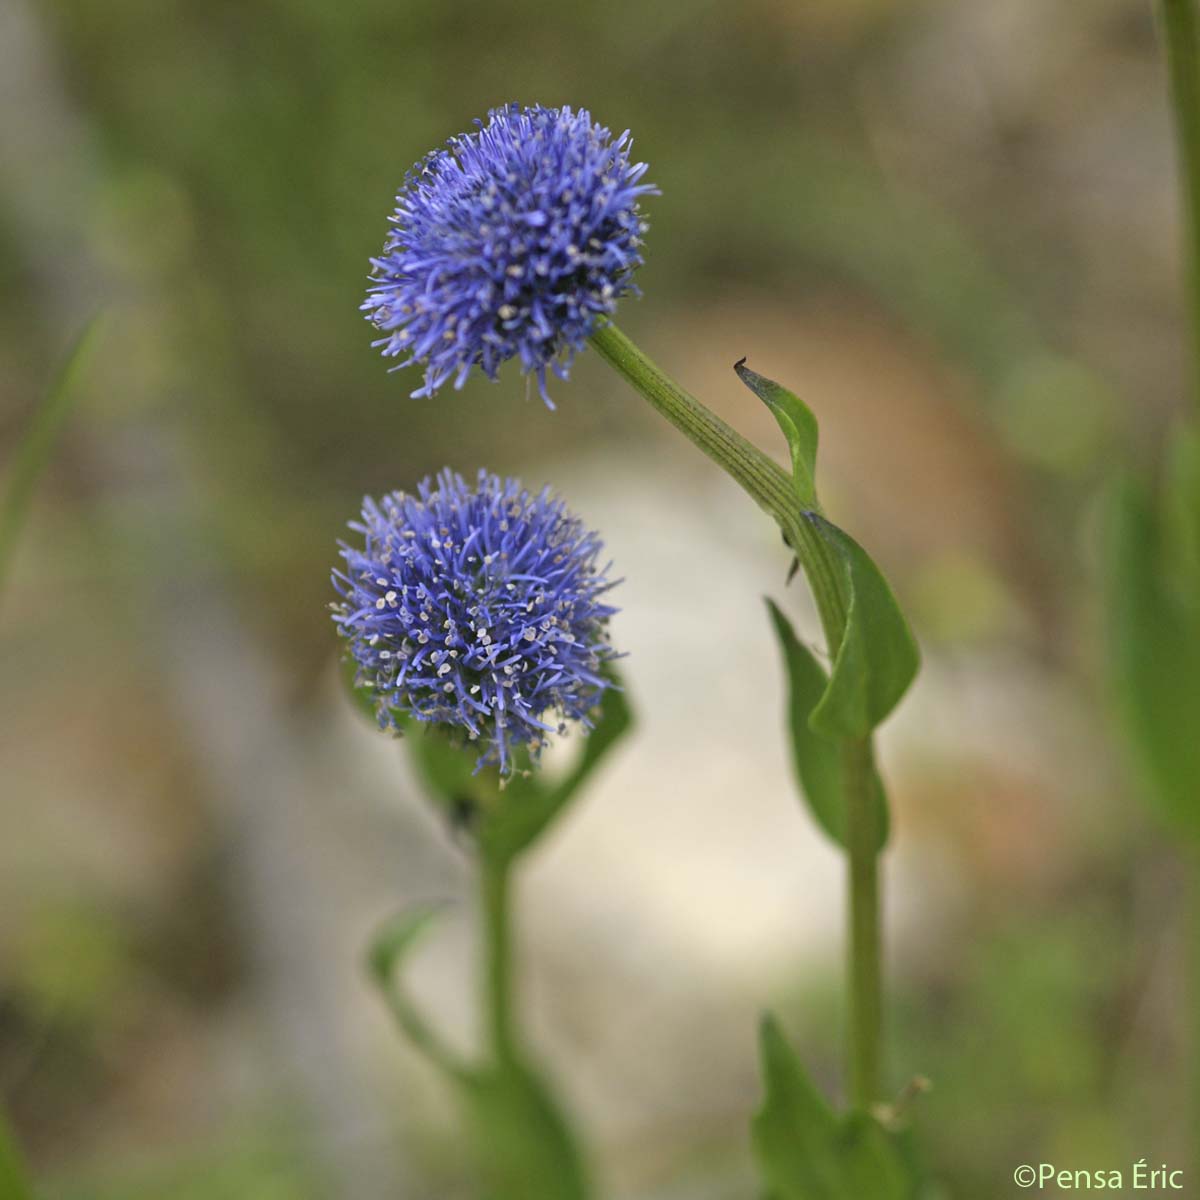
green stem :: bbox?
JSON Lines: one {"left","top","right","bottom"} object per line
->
{"left": 588, "top": 322, "right": 848, "bottom": 633}
{"left": 589, "top": 322, "right": 797, "bottom": 515}
{"left": 843, "top": 740, "right": 882, "bottom": 1108}
{"left": 589, "top": 319, "right": 884, "bottom": 1106}
{"left": 482, "top": 856, "right": 519, "bottom": 1067}
{"left": 1162, "top": 0, "right": 1200, "bottom": 413}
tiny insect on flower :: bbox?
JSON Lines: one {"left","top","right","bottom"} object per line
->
{"left": 332, "top": 469, "right": 621, "bottom": 775}
{"left": 363, "top": 104, "right": 657, "bottom": 405}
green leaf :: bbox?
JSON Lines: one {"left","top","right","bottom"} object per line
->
{"left": 367, "top": 909, "right": 593, "bottom": 1199}
{"left": 408, "top": 721, "right": 487, "bottom": 817}
{"left": 460, "top": 1060, "right": 592, "bottom": 1200}
{"left": 753, "top": 1016, "right": 918, "bottom": 1200}
{"left": 0, "top": 1109, "right": 34, "bottom": 1200}
{"left": 339, "top": 652, "right": 633, "bottom": 864}
{"left": 1106, "top": 474, "right": 1200, "bottom": 839}
{"left": 366, "top": 903, "right": 441, "bottom": 991}
{"left": 480, "top": 681, "right": 633, "bottom": 864}
{"left": 735, "top": 359, "right": 820, "bottom": 509}
{"left": 366, "top": 905, "right": 467, "bottom": 1078}
{"left": 766, "top": 601, "right": 888, "bottom": 852}
{"left": 0, "top": 316, "right": 104, "bottom": 594}
{"left": 837, "top": 1114, "right": 920, "bottom": 1199}
{"left": 807, "top": 518, "right": 920, "bottom": 740}
{"left": 753, "top": 1016, "right": 845, "bottom": 1199}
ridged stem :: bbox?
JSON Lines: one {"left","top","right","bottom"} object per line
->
{"left": 589, "top": 319, "right": 883, "bottom": 1106}
{"left": 588, "top": 323, "right": 848, "bottom": 632}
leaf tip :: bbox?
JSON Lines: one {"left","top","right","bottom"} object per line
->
{"left": 364, "top": 902, "right": 446, "bottom": 990}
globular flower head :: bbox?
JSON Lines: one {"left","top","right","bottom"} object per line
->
{"left": 332, "top": 469, "right": 620, "bottom": 775}
{"left": 363, "top": 104, "right": 656, "bottom": 405}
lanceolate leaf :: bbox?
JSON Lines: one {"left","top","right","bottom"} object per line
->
{"left": 767, "top": 600, "right": 888, "bottom": 852}
{"left": 1106, "top": 473, "right": 1200, "bottom": 839}
{"left": 735, "top": 360, "right": 820, "bottom": 509}
{"left": 731, "top": 362, "right": 917, "bottom": 737}
{"left": 808, "top": 518, "right": 920, "bottom": 741}
{"left": 753, "top": 1016, "right": 918, "bottom": 1200}
{"left": 753, "top": 1016, "right": 846, "bottom": 1199}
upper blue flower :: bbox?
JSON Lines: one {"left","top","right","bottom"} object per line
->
{"left": 363, "top": 104, "right": 656, "bottom": 405}
{"left": 332, "top": 469, "right": 620, "bottom": 775}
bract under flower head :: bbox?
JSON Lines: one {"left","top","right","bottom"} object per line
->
{"left": 363, "top": 104, "right": 656, "bottom": 405}
{"left": 332, "top": 469, "right": 619, "bottom": 774}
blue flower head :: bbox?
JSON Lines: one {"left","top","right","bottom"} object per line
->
{"left": 333, "top": 469, "right": 620, "bottom": 775}
{"left": 363, "top": 104, "right": 656, "bottom": 405}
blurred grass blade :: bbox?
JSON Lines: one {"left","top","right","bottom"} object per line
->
{"left": 1165, "top": 423, "right": 1200, "bottom": 599}
{"left": 0, "top": 317, "right": 103, "bottom": 593}
{"left": 1106, "top": 473, "right": 1200, "bottom": 838}
{"left": 808, "top": 518, "right": 920, "bottom": 740}
{"left": 0, "top": 1109, "right": 34, "bottom": 1200}
{"left": 753, "top": 1016, "right": 918, "bottom": 1200}
{"left": 735, "top": 360, "right": 820, "bottom": 509}
{"left": 767, "top": 600, "right": 888, "bottom": 852}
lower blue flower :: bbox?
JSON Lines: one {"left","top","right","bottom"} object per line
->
{"left": 332, "top": 469, "right": 620, "bottom": 775}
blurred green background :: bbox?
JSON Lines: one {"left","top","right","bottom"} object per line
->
{"left": 1, "top": 0, "right": 1193, "bottom": 1196}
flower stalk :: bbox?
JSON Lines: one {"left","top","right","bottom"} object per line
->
{"left": 588, "top": 322, "right": 849, "bottom": 637}
{"left": 589, "top": 318, "right": 885, "bottom": 1107}
{"left": 483, "top": 854, "right": 519, "bottom": 1067}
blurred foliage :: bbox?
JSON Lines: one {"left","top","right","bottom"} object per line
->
{"left": 1106, "top": 451, "right": 1200, "bottom": 839}
{"left": 45, "top": 1122, "right": 324, "bottom": 1200}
